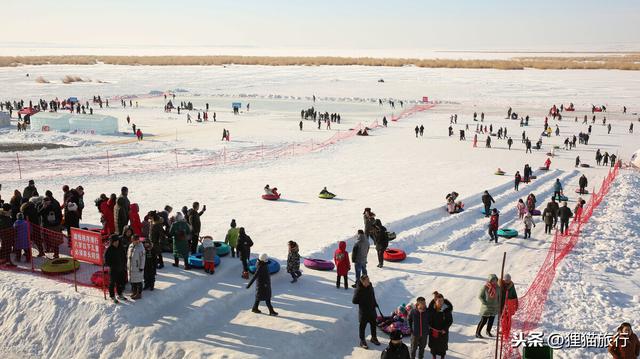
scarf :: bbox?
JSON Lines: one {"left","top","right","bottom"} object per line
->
{"left": 485, "top": 281, "right": 497, "bottom": 298}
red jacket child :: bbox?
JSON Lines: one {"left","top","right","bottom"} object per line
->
{"left": 334, "top": 241, "right": 350, "bottom": 276}
{"left": 489, "top": 213, "right": 500, "bottom": 231}
{"left": 129, "top": 203, "right": 143, "bottom": 236}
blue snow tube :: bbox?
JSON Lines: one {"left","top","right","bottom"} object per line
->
{"left": 552, "top": 194, "right": 569, "bottom": 202}
{"left": 481, "top": 208, "right": 499, "bottom": 215}
{"left": 497, "top": 228, "right": 518, "bottom": 238}
{"left": 214, "top": 241, "right": 231, "bottom": 256}
{"left": 188, "top": 253, "right": 221, "bottom": 268}
{"left": 248, "top": 258, "right": 280, "bottom": 275}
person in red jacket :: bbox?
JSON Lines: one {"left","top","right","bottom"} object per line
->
{"left": 544, "top": 157, "right": 551, "bottom": 170}
{"left": 99, "top": 193, "right": 116, "bottom": 235}
{"left": 488, "top": 209, "right": 499, "bottom": 243}
{"left": 129, "top": 203, "right": 143, "bottom": 236}
{"left": 334, "top": 241, "right": 350, "bottom": 289}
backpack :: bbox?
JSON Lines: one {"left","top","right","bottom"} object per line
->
{"left": 47, "top": 211, "right": 56, "bottom": 223}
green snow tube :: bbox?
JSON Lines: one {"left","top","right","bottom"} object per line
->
{"left": 497, "top": 228, "right": 518, "bottom": 238}
{"left": 319, "top": 192, "right": 336, "bottom": 199}
{"left": 214, "top": 241, "right": 231, "bottom": 256}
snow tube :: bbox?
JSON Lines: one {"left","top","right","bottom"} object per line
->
{"left": 531, "top": 176, "right": 537, "bottom": 180}
{"left": 214, "top": 241, "right": 231, "bottom": 256}
{"left": 387, "top": 231, "right": 397, "bottom": 241}
{"left": 481, "top": 208, "right": 499, "bottom": 215}
{"left": 248, "top": 258, "right": 280, "bottom": 274}
{"left": 188, "top": 253, "right": 221, "bottom": 268}
{"left": 379, "top": 320, "right": 411, "bottom": 337}
{"left": 318, "top": 193, "right": 336, "bottom": 199}
{"left": 575, "top": 188, "right": 589, "bottom": 194}
{"left": 495, "top": 170, "right": 506, "bottom": 176}
{"left": 580, "top": 163, "right": 591, "bottom": 168}
{"left": 91, "top": 269, "right": 109, "bottom": 287}
{"left": 553, "top": 145, "right": 561, "bottom": 150}
{"left": 552, "top": 194, "right": 569, "bottom": 202}
{"left": 41, "top": 258, "right": 80, "bottom": 275}
{"left": 538, "top": 166, "right": 549, "bottom": 171}
{"left": 261, "top": 193, "right": 281, "bottom": 201}
{"left": 593, "top": 107, "right": 602, "bottom": 112}
{"left": 383, "top": 248, "right": 407, "bottom": 262}
{"left": 531, "top": 209, "right": 541, "bottom": 216}
{"left": 497, "top": 228, "right": 518, "bottom": 238}
{"left": 564, "top": 107, "right": 575, "bottom": 112}
{"left": 303, "top": 258, "right": 335, "bottom": 271}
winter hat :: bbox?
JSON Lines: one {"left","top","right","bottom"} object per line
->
{"left": 389, "top": 330, "right": 403, "bottom": 341}
{"left": 259, "top": 253, "right": 269, "bottom": 262}
{"left": 28, "top": 179, "right": 35, "bottom": 185}
{"left": 488, "top": 274, "right": 498, "bottom": 282}
{"left": 504, "top": 273, "right": 512, "bottom": 281}
{"left": 230, "top": 219, "right": 236, "bottom": 228}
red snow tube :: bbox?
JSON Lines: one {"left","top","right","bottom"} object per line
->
{"left": 593, "top": 107, "right": 602, "bottom": 112}
{"left": 261, "top": 193, "right": 281, "bottom": 201}
{"left": 303, "top": 258, "right": 335, "bottom": 271}
{"left": 91, "top": 268, "right": 110, "bottom": 287}
{"left": 383, "top": 248, "right": 407, "bottom": 262}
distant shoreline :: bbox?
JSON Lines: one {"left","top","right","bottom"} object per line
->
{"left": 1, "top": 54, "right": 639, "bottom": 70}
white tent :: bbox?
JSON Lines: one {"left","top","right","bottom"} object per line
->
{"left": 0, "top": 111, "right": 10, "bottom": 127}
{"left": 30, "top": 112, "right": 119, "bottom": 135}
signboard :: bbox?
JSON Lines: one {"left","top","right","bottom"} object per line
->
{"left": 70, "top": 228, "right": 104, "bottom": 265}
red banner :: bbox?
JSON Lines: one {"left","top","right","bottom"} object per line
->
{"left": 70, "top": 228, "right": 104, "bottom": 265}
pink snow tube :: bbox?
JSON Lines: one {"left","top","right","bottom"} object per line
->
{"left": 303, "top": 258, "right": 335, "bottom": 271}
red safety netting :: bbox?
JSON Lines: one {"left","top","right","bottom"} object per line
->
{"left": 391, "top": 103, "right": 435, "bottom": 121}
{"left": 500, "top": 162, "right": 621, "bottom": 358}
{"left": 0, "top": 222, "right": 107, "bottom": 291}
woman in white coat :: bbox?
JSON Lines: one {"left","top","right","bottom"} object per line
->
{"left": 127, "top": 235, "right": 145, "bottom": 299}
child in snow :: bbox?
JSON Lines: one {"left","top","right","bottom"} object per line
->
{"left": 224, "top": 219, "right": 239, "bottom": 258}
{"left": 143, "top": 240, "right": 156, "bottom": 290}
{"left": 201, "top": 236, "right": 216, "bottom": 274}
{"left": 127, "top": 235, "right": 145, "bottom": 300}
{"left": 334, "top": 241, "right": 350, "bottom": 289}
{"left": 287, "top": 241, "right": 301, "bottom": 283}
{"left": 516, "top": 199, "right": 527, "bottom": 220}
{"left": 488, "top": 209, "right": 499, "bottom": 243}
{"left": 523, "top": 213, "right": 535, "bottom": 239}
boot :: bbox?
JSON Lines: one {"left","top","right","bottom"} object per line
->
{"left": 370, "top": 337, "right": 380, "bottom": 346}
{"left": 359, "top": 340, "right": 368, "bottom": 349}
{"left": 242, "top": 271, "right": 249, "bottom": 279}
{"left": 172, "top": 257, "right": 179, "bottom": 267}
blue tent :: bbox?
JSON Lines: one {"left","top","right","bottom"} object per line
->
{"left": 232, "top": 102, "right": 241, "bottom": 109}
{"left": 67, "top": 97, "right": 79, "bottom": 103}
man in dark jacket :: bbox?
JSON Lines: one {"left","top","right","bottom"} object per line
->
{"left": 104, "top": 235, "right": 127, "bottom": 303}
{"left": 542, "top": 202, "right": 555, "bottom": 234}
{"left": 114, "top": 187, "right": 130, "bottom": 234}
{"left": 481, "top": 191, "right": 495, "bottom": 217}
{"left": 237, "top": 227, "right": 253, "bottom": 279}
{"left": 246, "top": 253, "right": 277, "bottom": 315}
{"left": 549, "top": 198, "right": 560, "bottom": 228}
{"left": 408, "top": 297, "right": 429, "bottom": 359}
{"left": 381, "top": 330, "right": 411, "bottom": 359}
{"left": 578, "top": 175, "right": 588, "bottom": 195}
{"left": 187, "top": 201, "right": 206, "bottom": 254}
{"left": 22, "top": 179, "right": 39, "bottom": 200}
{"left": 38, "top": 194, "right": 63, "bottom": 257}
{"left": 558, "top": 202, "right": 573, "bottom": 234}
{"left": 352, "top": 275, "right": 380, "bottom": 349}
{"left": 372, "top": 219, "right": 389, "bottom": 268}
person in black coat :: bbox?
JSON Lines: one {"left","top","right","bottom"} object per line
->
{"left": 104, "top": 235, "right": 127, "bottom": 302}
{"left": 427, "top": 292, "right": 453, "bottom": 359}
{"left": 246, "top": 253, "right": 278, "bottom": 315}
{"left": 578, "top": 175, "right": 588, "bottom": 195}
{"left": 352, "top": 275, "right": 380, "bottom": 349}
{"left": 558, "top": 202, "right": 573, "bottom": 234}
{"left": 481, "top": 191, "right": 495, "bottom": 217}
{"left": 380, "top": 330, "right": 411, "bottom": 359}
{"left": 372, "top": 219, "right": 389, "bottom": 268}
{"left": 237, "top": 227, "right": 254, "bottom": 278}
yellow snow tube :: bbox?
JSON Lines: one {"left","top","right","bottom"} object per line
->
{"left": 41, "top": 258, "right": 80, "bottom": 275}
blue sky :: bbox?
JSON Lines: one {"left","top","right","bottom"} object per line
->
{"left": 3, "top": 0, "right": 639, "bottom": 51}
